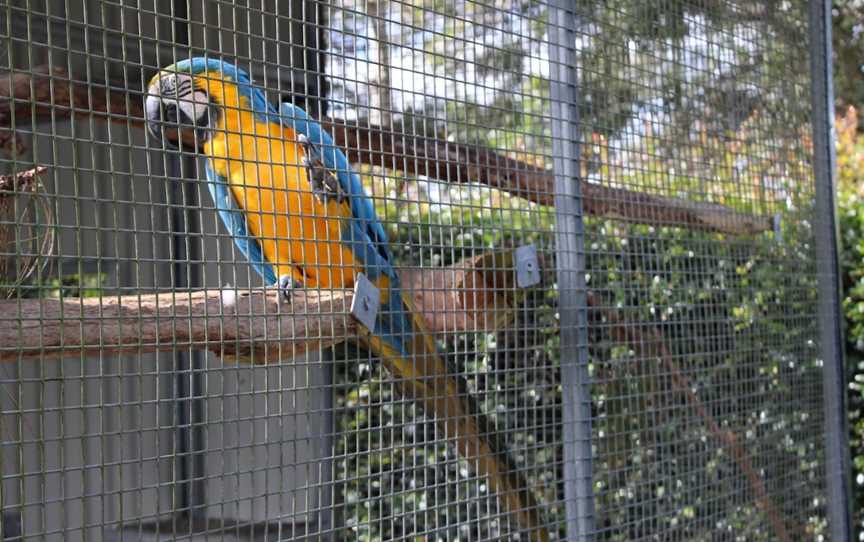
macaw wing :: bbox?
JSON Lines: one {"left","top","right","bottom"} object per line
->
{"left": 204, "top": 161, "right": 277, "bottom": 285}
{"left": 278, "top": 102, "right": 394, "bottom": 277}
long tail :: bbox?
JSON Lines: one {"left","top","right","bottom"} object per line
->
{"left": 361, "top": 286, "right": 549, "bottom": 542}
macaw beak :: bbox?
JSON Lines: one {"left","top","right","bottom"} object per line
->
{"left": 144, "top": 81, "right": 213, "bottom": 152}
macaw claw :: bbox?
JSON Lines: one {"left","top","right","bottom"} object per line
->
{"left": 276, "top": 274, "right": 301, "bottom": 303}
{"left": 297, "top": 132, "right": 347, "bottom": 205}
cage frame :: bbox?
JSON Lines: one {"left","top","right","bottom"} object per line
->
{"left": 0, "top": 0, "right": 852, "bottom": 540}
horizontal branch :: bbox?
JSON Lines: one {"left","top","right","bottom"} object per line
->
{"left": 0, "top": 248, "right": 531, "bottom": 363}
{"left": 0, "top": 65, "right": 146, "bottom": 129}
{"left": 579, "top": 182, "right": 773, "bottom": 236}
{"left": 1, "top": 288, "right": 354, "bottom": 363}
{"left": 322, "top": 118, "right": 773, "bottom": 235}
{"left": 0, "top": 66, "right": 772, "bottom": 235}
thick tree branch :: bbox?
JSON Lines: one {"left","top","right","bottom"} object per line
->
{"left": 401, "top": 249, "right": 531, "bottom": 334}
{"left": 0, "top": 65, "right": 146, "bottom": 129}
{"left": 0, "top": 67, "right": 772, "bottom": 235}
{"left": 324, "top": 116, "right": 774, "bottom": 235}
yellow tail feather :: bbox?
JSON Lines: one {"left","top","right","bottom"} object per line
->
{"left": 363, "top": 292, "right": 549, "bottom": 542}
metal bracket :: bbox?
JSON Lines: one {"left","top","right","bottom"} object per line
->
{"left": 515, "top": 244, "right": 541, "bottom": 288}
{"left": 350, "top": 273, "right": 380, "bottom": 331}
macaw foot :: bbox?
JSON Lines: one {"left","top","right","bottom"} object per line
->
{"left": 297, "top": 133, "right": 347, "bottom": 205}
{"left": 275, "top": 274, "right": 302, "bottom": 303}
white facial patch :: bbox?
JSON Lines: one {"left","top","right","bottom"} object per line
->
{"left": 177, "top": 89, "right": 210, "bottom": 123}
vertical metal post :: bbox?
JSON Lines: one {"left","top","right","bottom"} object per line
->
{"left": 549, "top": 2, "right": 595, "bottom": 540}
{"left": 809, "top": 1, "right": 853, "bottom": 539}
{"left": 169, "top": 156, "right": 206, "bottom": 522}
{"left": 167, "top": 0, "right": 207, "bottom": 525}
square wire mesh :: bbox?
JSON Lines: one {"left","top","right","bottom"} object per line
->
{"left": 0, "top": 1, "right": 834, "bottom": 541}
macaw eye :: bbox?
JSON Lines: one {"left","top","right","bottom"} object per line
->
{"left": 159, "top": 73, "right": 189, "bottom": 98}
{"left": 177, "top": 90, "right": 210, "bottom": 124}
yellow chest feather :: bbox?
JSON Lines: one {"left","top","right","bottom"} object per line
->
{"left": 203, "top": 105, "right": 359, "bottom": 289}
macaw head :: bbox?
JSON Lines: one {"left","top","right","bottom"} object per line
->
{"left": 144, "top": 58, "right": 273, "bottom": 152}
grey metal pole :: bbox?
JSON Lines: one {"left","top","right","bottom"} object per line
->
{"left": 808, "top": 1, "right": 853, "bottom": 539}
{"left": 549, "top": 2, "right": 596, "bottom": 540}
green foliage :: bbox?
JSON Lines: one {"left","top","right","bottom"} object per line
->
{"left": 331, "top": 117, "right": 826, "bottom": 540}
{"left": 40, "top": 273, "right": 105, "bottom": 298}
{"left": 2, "top": 272, "right": 105, "bottom": 299}
{"left": 586, "top": 218, "right": 823, "bottom": 540}
{"left": 833, "top": 1, "right": 864, "bottom": 119}
{"left": 331, "top": 168, "right": 561, "bottom": 540}
{"left": 328, "top": 2, "right": 828, "bottom": 539}
{"left": 836, "top": 108, "right": 864, "bottom": 537}
{"left": 574, "top": 0, "right": 807, "bottom": 137}
{"left": 579, "top": 116, "right": 824, "bottom": 539}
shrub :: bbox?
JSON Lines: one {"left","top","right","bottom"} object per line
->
{"left": 836, "top": 106, "right": 864, "bottom": 537}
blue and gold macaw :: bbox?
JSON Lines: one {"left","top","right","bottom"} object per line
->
{"left": 145, "top": 58, "right": 546, "bottom": 540}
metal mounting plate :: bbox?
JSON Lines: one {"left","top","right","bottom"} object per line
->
{"left": 350, "top": 273, "right": 381, "bottom": 331}
{"left": 515, "top": 244, "right": 541, "bottom": 288}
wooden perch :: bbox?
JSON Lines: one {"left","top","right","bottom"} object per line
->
{"left": 0, "top": 66, "right": 772, "bottom": 236}
{"left": 0, "top": 249, "right": 529, "bottom": 363}
{"left": 0, "top": 65, "right": 146, "bottom": 129}
{"left": 1, "top": 288, "right": 353, "bottom": 363}
{"left": 578, "top": 183, "right": 772, "bottom": 236}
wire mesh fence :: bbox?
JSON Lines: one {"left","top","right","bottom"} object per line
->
{"left": 0, "top": 0, "right": 844, "bottom": 541}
